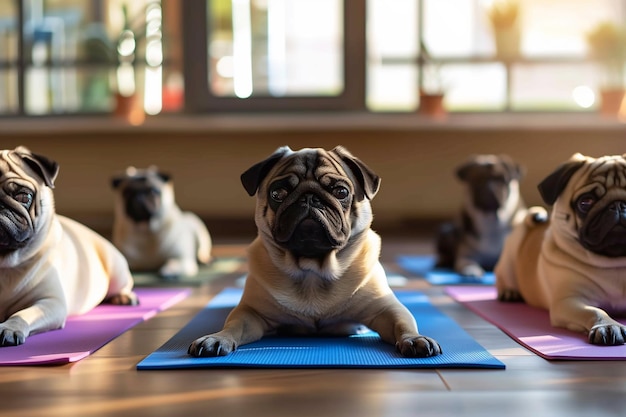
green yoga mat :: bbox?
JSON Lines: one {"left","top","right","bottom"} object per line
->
{"left": 137, "top": 288, "right": 505, "bottom": 370}
{"left": 132, "top": 257, "right": 246, "bottom": 287}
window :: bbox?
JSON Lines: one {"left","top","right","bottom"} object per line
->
{"left": 1, "top": 0, "right": 179, "bottom": 118}
{"left": 182, "top": 0, "right": 365, "bottom": 112}
{"left": 3, "top": 0, "right": 626, "bottom": 117}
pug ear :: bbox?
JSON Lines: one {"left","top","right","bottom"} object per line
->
{"left": 111, "top": 175, "right": 124, "bottom": 189}
{"left": 455, "top": 159, "right": 478, "bottom": 181}
{"left": 498, "top": 154, "right": 525, "bottom": 181}
{"left": 241, "top": 146, "right": 292, "bottom": 196}
{"left": 15, "top": 147, "right": 59, "bottom": 189}
{"left": 538, "top": 154, "right": 587, "bottom": 205}
{"left": 331, "top": 146, "right": 381, "bottom": 200}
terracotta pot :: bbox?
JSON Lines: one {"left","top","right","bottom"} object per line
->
{"left": 418, "top": 93, "right": 446, "bottom": 119}
{"left": 114, "top": 93, "right": 145, "bottom": 125}
{"left": 599, "top": 89, "right": 625, "bottom": 116}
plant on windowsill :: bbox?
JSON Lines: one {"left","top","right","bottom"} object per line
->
{"left": 418, "top": 41, "right": 446, "bottom": 119}
{"left": 586, "top": 21, "right": 626, "bottom": 116}
{"left": 486, "top": 0, "right": 521, "bottom": 62}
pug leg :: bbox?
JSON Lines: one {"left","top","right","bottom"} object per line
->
{"left": 551, "top": 300, "right": 626, "bottom": 346}
{"left": 0, "top": 299, "right": 67, "bottom": 346}
{"left": 454, "top": 257, "right": 485, "bottom": 278}
{"left": 188, "top": 306, "right": 269, "bottom": 357}
{"left": 159, "top": 258, "right": 198, "bottom": 279}
{"left": 364, "top": 300, "right": 442, "bottom": 358}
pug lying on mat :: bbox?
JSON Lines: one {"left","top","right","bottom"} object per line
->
{"left": 111, "top": 166, "right": 212, "bottom": 279}
{"left": 436, "top": 154, "right": 526, "bottom": 278}
{"left": 188, "top": 146, "right": 442, "bottom": 358}
{"left": 495, "top": 153, "right": 626, "bottom": 345}
{"left": 0, "top": 146, "right": 137, "bottom": 346}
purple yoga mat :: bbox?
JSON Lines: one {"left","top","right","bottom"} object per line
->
{"left": 445, "top": 286, "right": 626, "bottom": 360}
{"left": 0, "top": 288, "right": 191, "bottom": 366}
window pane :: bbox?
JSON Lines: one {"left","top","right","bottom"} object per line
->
{"left": 0, "top": 70, "right": 18, "bottom": 114}
{"left": 440, "top": 63, "right": 507, "bottom": 111}
{"left": 521, "top": 0, "right": 625, "bottom": 57}
{"left": 366, "top": 0, "right": 419, "bottom": 111}
{"left": 367, "top": 64, "right": 417, "bottom": 111}
{"left": 208, "top": 0, "right": 343, "bottom": 98}
{"left": 510, "top": 62, "right": 599, "bottom": 110}
{"left": 19, "top": 0, "right": 166, "bottom": 116}
{"left": 423, "top": 0, "right": 493, "bottom": 57}
{"left": 0, "top": 1, "right": 17, "bottom": 114}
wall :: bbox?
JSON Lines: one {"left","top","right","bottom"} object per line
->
{"left": 3, "top": 113, "right": 625, "bottom": 238}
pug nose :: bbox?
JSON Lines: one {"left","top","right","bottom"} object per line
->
{"left": 610, "top": 201, "right": 626, "bottom": 219}
{"left": 300, "top": 193, "right": 322, "bottom": 208}
{"left": 609, "top": 201, "right": 626, "bottom": 212}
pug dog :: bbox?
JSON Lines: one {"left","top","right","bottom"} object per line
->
{"left": 111, "top": 166, "right": 212, "bottom": 279}
{"left": 0, "top": 146, "right": 137, "bottom": 346}
{"left": 188, "top": 146, "right": 442, "bottom": 358}
{"left": 495, "top": 153, "right": 626, "bottom": 345}
{"left": 436, "top": 154, "right": 527, "bottom": 277}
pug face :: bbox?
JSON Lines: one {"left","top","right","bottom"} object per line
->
{"left": 539, "top": 153, "right": 626, "bottom": 258}
{"left": 111, "top": 167, "right": 173, "bottom": 223}
{"left": 0, "top": 147, "right": 58, "bottom": 267}
{"left": 456, "top": 154, "right": 523, "bottom": 212}
{"left": 241, "top": 146, "right": 380, "bottom": 260}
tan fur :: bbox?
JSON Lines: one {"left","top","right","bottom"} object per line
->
{"left": 495, "top": 154, "right": 626, "bottom": 345}
{"left": 0, "top": 147, "right": 136, "bottom": 346}
{"left": 188, "top": 146, "right": 441, "bottom": 357}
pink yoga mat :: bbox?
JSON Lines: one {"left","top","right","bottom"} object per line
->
{"left": 0, "top": 288, "right": 191, "bottom": 366}
{"left": 445, "top": 286, "right": 626, "bottom": 360}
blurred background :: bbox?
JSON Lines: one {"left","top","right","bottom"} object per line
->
{"left": 2, "top": 0, "right": 626, "bottom": 240}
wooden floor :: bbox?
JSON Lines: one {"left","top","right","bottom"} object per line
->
{"left": 1, "top": 237, "right": 624, "bottom": 417}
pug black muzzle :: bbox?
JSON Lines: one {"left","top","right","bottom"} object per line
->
{"left": 0, "top": 190, "right": 34, "bottom": 253}
{"left": 270, "top": 182, "right": 349, "bottom": 259}
{"left": 122, "top": 180, "right": 162, "bottom": 223}
{"left": 579, "top": 199, "right": 626, "bottom": 257}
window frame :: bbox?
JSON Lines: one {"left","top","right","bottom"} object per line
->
{"left": 181, "top": 0, "right": 366, "bottom": 113}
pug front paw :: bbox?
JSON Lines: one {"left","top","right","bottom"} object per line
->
{"left": 588, "top": 324, "right": 626, "bottom": 345}
{"left": 396, "top": 336, "right": 442, "bottom": 358}
{"left": 188, "top": 334, "right": 237, "bottom": 357}
{"left": 0, "top": 317, "right": 29, "bottom": 346}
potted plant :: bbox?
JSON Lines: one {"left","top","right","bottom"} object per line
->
{"left": 586, "top": 21, "right": 626, "bottom": 115}
{"left": 486, "top": 0, "right": 521, "bottom": 61}
{"left": 418, "top": 41, "right": 446, "bottom": 119}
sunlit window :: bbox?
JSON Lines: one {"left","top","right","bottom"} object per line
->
{"left": 208, "top": 0, "right": 343, "bottom": 98}
{"left": 367, "top": 0, "right": 626, "bottom": 112}
{"left": 3, "top": 1, "right": 626, "bottom": 116}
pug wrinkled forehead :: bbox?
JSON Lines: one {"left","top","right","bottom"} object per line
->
{"left": 0, "top": 147, "right": 59, "bottom": 189}
{"left": 241, "top": 146, "right": 380, "bottom": 201}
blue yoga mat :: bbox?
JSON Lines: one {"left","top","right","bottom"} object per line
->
{"left": 397, "top": 255, "right": 495, "bottom": 285}
{"left": 137, "top": 288, "right": 504, "bottom": 370}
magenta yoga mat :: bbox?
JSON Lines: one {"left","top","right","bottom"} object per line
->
{"left": 0, "top": 288, "right": 191, "bottom": 366}
{"left": 445, "top": 286, "right": 626, "bottom": 360}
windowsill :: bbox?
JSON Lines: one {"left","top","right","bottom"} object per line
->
{"left": 1, "top": 111, "right": 626, "bottom": 135}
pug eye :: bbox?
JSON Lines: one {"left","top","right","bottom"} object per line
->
{"left": 14, "top": 191, "right": 34, "bottom": 208}
{"left": 576, "top": 195, "right": 596, "bottom": 214}
{"left": 332, "top": 186, "right": 349, "bottom": 200}
{"left": 270, "top": 188, "right": 289, "bottom": 203}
